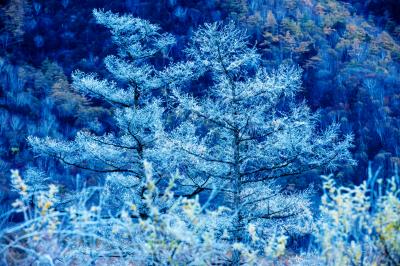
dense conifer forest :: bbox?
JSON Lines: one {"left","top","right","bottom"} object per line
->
{"left": 0, "top": 0, "right": 399, "bottom": 265}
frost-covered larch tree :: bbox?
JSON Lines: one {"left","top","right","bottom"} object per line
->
{"left": 28, "top": 10, "right": 175, "bottom": 213}
{"left": 165, "top": 22, "right": 355, "bottom": 264}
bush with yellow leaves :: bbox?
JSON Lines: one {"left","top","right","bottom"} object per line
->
{"left": 316, "top": 166, "right": 400, "bottom": 265}
{"left": 1, "top": 163, "right": 289, "bottom": 265}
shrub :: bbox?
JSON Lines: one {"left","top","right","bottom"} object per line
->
{"left": 316, "top": 166, "right": 400, "bottom": 265}
{"left": 1, "top": 164, "right": 289, "bottom": 265}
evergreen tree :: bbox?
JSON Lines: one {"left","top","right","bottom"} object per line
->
{"left": 28, "top": 10, "right": 175, "bottom": 213}
{"left": 166, "top": 22, "right": 355, "bottom": 264}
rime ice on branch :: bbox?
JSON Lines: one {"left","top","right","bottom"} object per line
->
{"left": 164, "top": 22, "right": 355, "bottom": 264}
{"left": 28, "top": 10, "right": 175, "bottom": 213}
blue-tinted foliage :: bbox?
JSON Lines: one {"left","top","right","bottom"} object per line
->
{"left": 0, "top": 0, "right": 399, "bottom": 264}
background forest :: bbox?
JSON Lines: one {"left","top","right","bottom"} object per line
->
{"left": 0, "top": 0, "right": 399, "bottom": 265}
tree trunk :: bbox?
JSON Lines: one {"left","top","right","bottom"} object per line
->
{"left": 231, "top": 129, "right": 243, "bottom": 266}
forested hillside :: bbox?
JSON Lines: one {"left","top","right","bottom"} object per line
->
{"left": 0, "top": 0, "right": 399, "bottom": 265}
